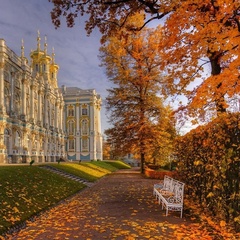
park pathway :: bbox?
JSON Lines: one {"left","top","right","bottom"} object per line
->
{"left": 5, "top": 168, "right": 210, "bottom": 239}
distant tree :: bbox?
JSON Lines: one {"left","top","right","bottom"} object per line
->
{"left": 99, "top": 14, "right": 175, "bottom": 173}
{"left": 102, "top": 137, "right": 111, "bottom": 160}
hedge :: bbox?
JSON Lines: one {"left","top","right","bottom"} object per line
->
{"left": 174, "top": 112, "right": 239, "bottom": 231}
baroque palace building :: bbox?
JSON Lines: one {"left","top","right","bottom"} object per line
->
{"left": 60, "top": 86, "right": 102, "bottom": 161}
{"left": 0, "top": 34, "right": 102, "bottom": 164}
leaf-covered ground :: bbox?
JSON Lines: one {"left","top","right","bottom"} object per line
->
{"left": 3, "top": 168, "right": 239, "bottom": 240}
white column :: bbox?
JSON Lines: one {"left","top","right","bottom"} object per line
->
{"left": 37, "top": 90, "right": 42, "bottom": 125}
{"left": 0, "top": 61, "right": 5, "bottom": 114}
{"left": 59, "top": 104, "right": 63, "bottom": 131}
{"left": 30, "top": 84, "right": 35, "bottom": 122}
{"left": 90, "top": 102, "right": 96, "bottom": 160}
{"left": 76, "top": 103, "right": 80, "bottom": 132}
{"left": 55, "top": 101, "right": 58, "bottom": 129}
{"left": 0, "top": 39, "right": 5, "bottom": 115}
{"left": 21, "top": 78, "right": 27, "bottom": 118}
{"left": 44, "top": 92, "right": 49, "bottom": 127}
{"left": 76, "top": 103, "right": 80, "bottom": 155}
{"left": 97, "top": 105, "right": 102, "bottom": 160}
{"left": 10, "top": 72, "right": 15, "bottom": 114}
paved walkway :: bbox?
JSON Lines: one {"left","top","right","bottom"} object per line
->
{"left": 6, "top": 168, "right": 192, "bottom": 240}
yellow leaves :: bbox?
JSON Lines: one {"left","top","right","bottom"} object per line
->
{"left": 13, "top": 206, "right": 20, "bottom": 214}
{"left": 193, "top": 160, "right": 203, "bottom": 166}
{"left": 3, "top": 215, "right": 20, "bottom": 224}
{"left": 206, "top": 191, "right": 214, "bottom": 198}
{"left": 220, "top": 220, "right": 226, "bottom": 227}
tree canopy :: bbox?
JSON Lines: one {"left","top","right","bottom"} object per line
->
{"left": 49, "top": 0, "right": 240, "bottom": 124}
{"left": 160, "top": 1, "right": 240, "bottom": 121}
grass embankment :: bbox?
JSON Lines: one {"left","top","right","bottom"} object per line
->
{"left": 50, "top": 160, "right": 131, "bottom": 181}
{"left": 0, "top": 160, "right": 130, "bottom": 235}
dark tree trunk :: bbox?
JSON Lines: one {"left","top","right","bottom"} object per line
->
{"left": 140, "top": 152, "right": 145, "bottom": 174}
{"left": 209, "top": 52, "right": 227, "bottom": 114}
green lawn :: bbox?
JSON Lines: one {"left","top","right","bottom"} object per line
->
{"left": 0, "top": 160, "right": 131, "bottom": 235}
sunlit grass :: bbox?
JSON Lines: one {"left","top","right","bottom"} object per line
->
{"left": 49, "top": 163, "right": 106, "bottom": 181}
{"left": 49, "top": 161, "right": 131, "bottom": 181}
{"left": 103, "top": 160, "right": 131, "bottom": 169}
{"left": 0, "top": 166, "right": 85, "bottom": 235}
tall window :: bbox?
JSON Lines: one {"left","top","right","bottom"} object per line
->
{"left": 82, "top": 138, "right": 88, "bottom": 151}
{"left": 26, "top": 97, "right": 30, "bottom": 119}
{"left": 68, "top": 120, "right": 75, "bottom": 134}
{"left": 68, "top": 107, "right": 74, "bottom": 116}
{"left": 69, "top": 139, "right": 75, "bottom": 150}
{"left": 27, "top": 135, "right": 30, "bottom": 150}
{"left": 15, "top": 93, "right": 20, "bottom": 115}
{"left": 51, "top": 109, "right": 54, "bottom": 126}
{"left": 34, "top": 102, "right": 38, "bottom": 120}
{"left": 4, "top": 129, "right": 10, "bottom": 154}
{"left": 4, "top": 87, "right": 10, "bottom": 114}
{"left": 15, "top": 131, "right": 21, "bottom": 147}
{"left": 82, "top": 108, "right": 87, "bottom": 115}
{"left": 81, "top": 119, "right": 88, "bottom": 135}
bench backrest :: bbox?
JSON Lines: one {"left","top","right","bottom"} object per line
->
{"left": 172, "top": 179, "right": 185, "bottom": 203}
{"left": 163, "top": 175, "right": 173, "bottom": 191}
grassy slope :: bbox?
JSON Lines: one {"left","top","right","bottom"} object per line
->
{"left": 0, "top": 166, "right": 85, "bottom": 234}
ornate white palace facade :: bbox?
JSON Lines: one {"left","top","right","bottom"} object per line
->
{"left": 60, "top": 86, "right": 102, "bottom": 161}
{"left": 0, "top": 35, "right": 102, "bottom": 164}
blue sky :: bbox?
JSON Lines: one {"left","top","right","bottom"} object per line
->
{"left": 0, "top": 0, "right": 110, "bottom": 134}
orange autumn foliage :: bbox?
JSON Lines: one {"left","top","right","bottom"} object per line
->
{"left": 50, "top": 0, "right": 240, "bottom": 123}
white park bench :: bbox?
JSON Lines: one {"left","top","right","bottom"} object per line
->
{"left": 153, "top": 175, "right": 185, "bottom": 218}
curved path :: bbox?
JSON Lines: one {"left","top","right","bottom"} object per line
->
{"left": 5, "top": 168, "right": 202, "bottom": 239}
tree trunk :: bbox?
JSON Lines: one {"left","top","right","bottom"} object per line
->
{"left": 209, "top": 52, "right": 227, "bottom": 114}
{"left": 140, "top": 152, "right": 145, "bottom": 174}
